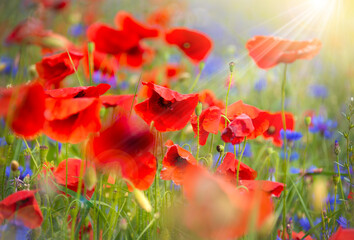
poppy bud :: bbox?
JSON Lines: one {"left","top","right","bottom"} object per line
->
{"left": 195, "top": 102, "right": 202, "bottom": 116}
{"left": 305, "top": 116, "right": 311, "bottom": 127}
{"left": 133, "top": 189, "right": 152, "bottom": 212}
{"left": 40, "top": 145, "right": 48, "bottom": 163}
{"left": 216, "top": 145, "right": 224, "bottom": 153}
{"left": 5, "top": 134, "right": 15, "bottom": 145}
{"left": 178, "top": 72, "right": 191, "bottom": 82}
{"left": 84, "top": 166, "right": 97, "bottom": 191}
{"left": 229, "top": 61, "right": 235, "bottom": 73}
{"left": 88, "top": 42, "right": 95, "bottom": 53}
{"left": 10, "top": 160, "right": 19, "bottom": 172}
{"left": 28, "top": 64, "right": 38, "bottom": 79}
{"left": 154, "top": 212, "right": 160, "bottom": 219}
{"left": 199, "top": 62, "right": 205, "bottom": 72}
{"left": 119, "top": 218, "right": 128, "bottom": 231}
{"left": 334, "top": 140, "right": 341, "bottom": 155}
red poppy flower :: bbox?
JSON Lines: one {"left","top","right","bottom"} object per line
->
{"left": 261, "top": 111, "right": 295, "bottom": 146}
{"left": 36, "top": 50, "right": 84, "bottom": 89}
{"left": 100, "top": 94, "right": 136, "bottom": 112}
{"left": 165, "top": 63, "right": 184, "bottom": 80}
{"left": 114, "top": 11, "right": 159, "bottom": 39}
{"left": 191, "top": 106, "right": 221, "bottom": 146}
{"left": 87, "top": 116, "right": 156, "bottom": 191}
{"left": 329, "top": 227, "right": 354, "bottom": 240}
{"left": 0, "top": 82, "right": 45, "bottom": 139}
{"left": 134, "top": 82, "right": 199, "bottom": 132}
{"left": 279, "top": 230, "right": 313, "bottom": 240}
{"left": 53, "top": 158, "right": 96, "bottom": 199}
{"left": 239, "top": 180, "right": 284, "bottom": 197}
{"left": 0, "top": 190, "right": 43, "bottom": 229}
{"left": 161, "top": 144, "right": 197, "bottom": 185}
{"left": 116, "top": 43, "right": 155, "bottom": 69}
{"left": 199, "top": 89, "right": 225, "bottom": 109}
{"left": 5, "top": 18, "right": 47, "bottom": 45}
{"left": 183, "top": 167, "right": 274, "bottom": 239}
{"left": 87, "top": 23, "right": 140, "bottom": 55}
{"left": 221, "top": 113, "right": 255, "bottom": 145}
{"left": 246, "top": 36, "right": 322, "bottom": 69}
{"left": 165, "top": 28, "right": 213, "bottom": 63}
{"left": 43, "top": 84, "right": 110, "bottom": 143}
{"left": 216, "top": 152, "right": 257, "bottom": 183}
{"left": 220, "top": 100, "right": 269, "bottom": 140}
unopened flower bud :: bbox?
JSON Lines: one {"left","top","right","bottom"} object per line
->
{"left": 28, "top": 65, "right": 38, "bottom": 79}
{"left": 178, "top": 72, "right": 191, "bottom": 82}
{"left": 334, "top": 140, "right": 341, "bottom": 155}
{"left": 84, "top": 166, "right": 97, "bottom": 191}
{"left": 5, "top": 134, "right": 15, "bottom": 145}
{"left": 305, "top": 116, "right": 312, "bottom": 127}
{"left": 195, "top": 102, "right": 202, "bottom": 116}
{"left": 199, "top": 62, "right": 205, "bottom": 72}
{"left": 333, "top": 175, "right": 339, "bottom": 186}
{"left": 216, "top": 145, "right": 224, "bottom": 153}
{"left": 229, "top": 61, "right": 235, "bottom": 73}
{"left": 40, "top": 145, "right": 48, "bottom": 163}
{"left": 133, "top": 189, "right": 152, "bottom": 212}
{"left": 10, "top": 160, "right": 19, "bottom": 172}
{"left": 88, "top": 42, "right": 95, "bottom": 53}
{"left": 40, "top": 36, "right": 68, "bottom": 49}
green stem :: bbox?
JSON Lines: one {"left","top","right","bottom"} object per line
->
{"left": 281, "top": 64, "right": 288, "bottom": 240}
{"left": 209, "top": 134, "right": 214, "bottom": 154}
{"left": 196, "top": 115, "right": 200, "bottom": 163}
{"left": 236, "top": 137, "right": 247, "bottom": 184}
{"left": 190, "top": 64, "right": 204, "bottom": 92}
{"left": 66, "top": 49, "right": 83, "bottom": 86}
{"left": 336, "top": 156, "right": 346, "bottom": 201}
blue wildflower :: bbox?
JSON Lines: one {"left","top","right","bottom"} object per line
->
{"left": 0, "top": 220, "right": 30, "bottom": 240}
{"left": 6, "top": 164, "right": 32, "bottom": 180}
{"left": 0, "top": 56, "right": 18, "bottom": 76}
{"left": 309, "top": 84, "right": 328, "bottom": 99}
{"left": 68, "top": 23, "right": 86, "bottom": 37}
{"left": 227, "top": 143, "right": 252, "bottom": 158}
{"left": 119, "top": 81, "right": 129, "bottom": 90}
{"left": 280, "top": 129, "right": 303, "bottom": 142}
{"left": 337, "top": 216, "right": 348, "bottom": 229}
{"left": 254, "top": 78, "right": 267, "bottom": 92}
{"left": 309, "top": 115, "right": 337, "bottom": 139}
{"left": 93, "top": 71, "right": 117, "bottom": 88}
{"left": 295, "top": 215, "right": 321, "bottom": 232}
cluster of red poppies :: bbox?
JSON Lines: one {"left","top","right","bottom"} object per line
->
{"left": 2, "top": 4, "right": 350, "bottom": 239}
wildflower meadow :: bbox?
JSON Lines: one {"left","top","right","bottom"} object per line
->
{"left": 0, "top": 0, "right": 353, "bottom": 239}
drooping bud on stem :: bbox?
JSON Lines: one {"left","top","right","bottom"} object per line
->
{"left": 87, "top": 42, "right": 95, "bottom": 54}
{"left": 216, "top": 145, "right": 224, "bottom": 153}
{"left": 5, "top": 134, "right": 15, "bottom": 145}
{"left": 133, "top": 189, "right": 152, "bottom": 212}
{"left": 10, "top": 160, "right": 19, "bottom": 172}
{"left": 84, "top": 166, "right": 97, "bottom": 191}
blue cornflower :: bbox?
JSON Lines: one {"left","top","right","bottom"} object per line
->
{"left": 295, "top": 216, "right": 321, "bottom": 232}
{"left": 337, "top": 216, "right": 348, "bottom": 229}
{"left": 0, "top": 220, "right": 30, "bottom": 240}
{"left": 227, "top": 143, "right": 252, "bottom": 158}
{"left": 6, "top": 164, "right": 32, "bottom": 180}
{"left": 309, "top": 115, "right": 337, "bottom": 139}
{"left": 280, "top": 129, "right": 303, "bottom": 142}
{"left": 201, "top": 55, "right": 225, "bottom": 76}
{"left": 309, "top": 84, "right": 328, "bottom": 99}
{"left": 0, "top": 56, "right": 18, "bottom": 76}
{"left": 254, "top": 78, "right": 267, "bottom": 92}
{"left": 93, "top": 71, "right": 117, "bottom": 88}
{"left": 68, "top": 23, "right": 86, "bottom": 37}
{"left": 0, "top": 137, "right": 6, "bottom": 146}
{"left": 326, "top": 194, "right": 341, "bottom": 211}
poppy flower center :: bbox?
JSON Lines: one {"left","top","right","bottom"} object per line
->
{"left": 175, "top": 156, "right": 188, "bottom": 168}
{"left": 183, "top": 42, "right": 191, "bottom": 49}
{"left": 74, "top": 90, "right": 86, "bottom": 98}
{"left": 267, "top": 126, "right": 276, "bottom": 135}
{"left": 158, "top": 97, "right": 173, "bottom": 108}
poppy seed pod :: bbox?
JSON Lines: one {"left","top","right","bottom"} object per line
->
{"left": 195, "top": 102, "right": 202, "bottom": 116}
{"left": 10, "top": 160, "right": 19, "bottom": 172}
{"left": 133, "top": 189, "right": 152, "bottom": 212}
{"left": 5, "top": 134, "right": 15, "bottom": 145}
